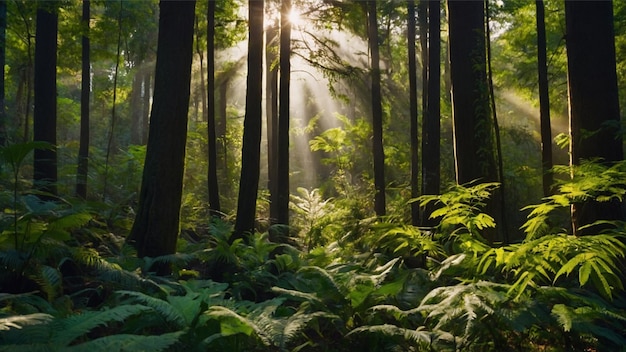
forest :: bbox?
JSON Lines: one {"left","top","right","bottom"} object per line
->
{"left": 1, "top": 0, "right": 626, "bottom": 350}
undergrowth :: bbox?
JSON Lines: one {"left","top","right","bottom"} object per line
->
{"left": 1, "top": 145, "right": 625, "bottom": 351}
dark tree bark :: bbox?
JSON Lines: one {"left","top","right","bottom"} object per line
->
{"left": 421, "top": 0, "right": 441, "bottom": 226}
{"left": 76, "top": 0, "right": 90, "bottom": 199}
{"left": 536, "top": 0, "right": 553, "bottom": 197}
{"left": 447, "top": 0, "right": 502, "bottom": 242}
{"left": 267, "top": 22, "right": 279, "bottom": 223}
{"left": 207, "top": 0, "right": 221, "bottom": 215}
{"left": 33, "top": 2, "right": 58, "bottom": 195}
{"left": 234, "top": 0, "right": 264, "bottom": 238}
{"left": 367, "top": 0, "right": 386, "bottom": 216}
{"left": 407, "top": 0, "right": 419, "bottom": 225}
{"left": 0, "top": 0, "right": 6, "bottom": 146}
{"left": 276, "top": 0, "right": 291, "bottom": 226}
{"left": 565, "top": 0, "right": 623, "bottom": 234}
{"left": 141, "top": 69, "right": 151, "bottom": 145}
{"left": 128, "top": 0, "right": 196, "bottom": 263}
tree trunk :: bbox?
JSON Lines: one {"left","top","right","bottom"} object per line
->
{"left": 267, "top": 23, "right": 279, "bottom": 223}
{"left": 234, "top": 0, "right": 264, "bottom": 238}
{"left": 128, "top": 0, "right": 196, "bottom": 264}
{"left": 565, "top": 0, "right": 623, "bottom": 234}
{"left": 0, "top": 0, "right": 6, "bottom": 146}
{"left": 196, "top": 15, "right": 207, "bottom": 122}
{"left": 76, "top": 0, "right": 90, "bottom": 199}
{"left": 407, "top": 0, "right": 419, "bottom": 226}
{"left": 367, "top": 0, "right": 386, "bottom": 216}
{"left": 447, "top": 0, "right": 502, "bottom": 242}
{"left": 33, "top": 2, "right": 58, "bottom": 196}
{"left": 141, "top": 68, "right": 151, "bottom": 145}
{"left": 422, "top": 0, "right": 441, "bottom": 226}
{"left": 207, "top": 0, "right": 220, "bottom": 214}
{"left": 276, "top": 0, "right": 291, "bottom": 226}
{"left": 536, "top": 0, "right": 553, "bottom": 198}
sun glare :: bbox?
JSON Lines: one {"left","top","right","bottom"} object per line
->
{"left": 288, "top": 8, "right": 301, "bottom": 27}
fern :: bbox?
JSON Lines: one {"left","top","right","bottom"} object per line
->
{"left": 0, "top": 313, "right": 52, "bottom": 331}
{"left": 65, "top": 331, "right": 184, "bottom": 352}
{"left": 50, "top": 304, "right": 152, "bottom": 346}
{"left": 347, "top": 324, "right": 434, "bottom": 347}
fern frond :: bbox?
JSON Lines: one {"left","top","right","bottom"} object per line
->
{"left": 64, "top": 331, "right": 184, "bottom": 352}
{"left": 29, "top": 265, "right": 62, "bottom": 301}
{"left": 116, "top": 290, "right": 186, "bottom": 328}
{"left": 347, "top": 324, "right": 433, "bottom": 346}
{"left": 50, "top": 304, "right": 152, "bottom": 346}
{"left": 0, "top": 313, "right": 52, "bottom": 331}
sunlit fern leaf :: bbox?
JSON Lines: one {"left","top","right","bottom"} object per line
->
{"left": 116, "top": 291, "right": 186, "bottom": 328}
{"left": 204, "top": 305, "right": 269, "bottom": 345}
{"left": 276, "top": 311, "right": 339, "bottom": 350}
{"left": 347, "top": 324, "right": 433, "bottom": 347}
{"left": 271, "top": 286, "right": 325, "bottom": 306}
{"left": 50, "top": 304, "right": 152, "bottom": 347}
{"left": 65, "top": 331, "right": 184, "bottom": 352}
{"left": 0, "top": 313, "right": 53, "bottom": 331}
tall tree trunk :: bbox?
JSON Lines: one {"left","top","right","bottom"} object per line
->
{"left": 367, "top": 0, "right": 386, "bottom": 216}
{"left": 267, "top": 22, "right": 279, "bottom": 223}
{"left": 33, "top": 2, "right": 58, "bottom": 195}
{"left": 422, "top": 0, "right": 441, "bottom": 226}
{"left": 141, "top": 69, "right": 151, "bottom": 145}
{"left": 276, "top": 0, "right": 291, "bottom": 226}
{"left": 565, "top": 0, "right": 623, "bottom": 234}
{"left": 407, "top": 0, "right": 419, "bottom": 226}
{"left": 196, "top": 15, "right": 207, "bottom": 122}
{"left": 536, "top": 0, "right": 553, "bottom": 197}
{"left": 219, "top": 78, "right": 228, "bottom": 175}
{"left": 447, "top": 0, "right": 502, "bottom": 242}
{"left": 207, "top": 0, "right": 220, "bottom": 214}
{"left": 128, "top": 0, "right": 196, "bottom": 264}
{"left": 0, "top": 0, "right": 6, "bottom": 146}
{"left": 76, "top": 0, "right": 90, "bottom": 199}
{"left": 234, "top": 0, "right": 264, "bottom": 238}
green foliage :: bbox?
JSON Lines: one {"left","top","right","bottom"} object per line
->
{"left": 417, "top": 182, "right": 499, "bottom": 252}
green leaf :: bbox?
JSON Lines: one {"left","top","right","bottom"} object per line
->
{"left": 0, "top": 313, "right": 53, "bottom": 331}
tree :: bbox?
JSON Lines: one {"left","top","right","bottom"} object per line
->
{"left": 234, "top": 0, "right": 264, "bottom": 238}
{"left": 267, "top": 21, "right": 279, "bottom": 223}
{"left": 76, "top": 0, "right": 89, "bottom": 199}
{"left": 535, "top": 0, "right": 552, "bottom": 198}
{"left": 207, "top": 0, "right": 220, "bottom": 214}
{"left": 421, "top": 0, "right": 441, "bottom": 226}
{"left": 276, "top": 0, "right": 292, "bottom": 226}
{"left": 33, "top": 1, "right": 58, "bottom": 196}
{"left": 407, "top": 0, "right": 419, "bottom": 225}
{"left": 447, "top": 0, "right": 502, "bottom": 242}
{"left": 128, "top": 0, "right": 196, "bottom": 262}
{"left": 565, "top": 0, "right": 624, "bottom": 233}
{"left": 367, "top": 0, "right": 386, "bottom": 216}
{"left": 0, "top": 0, "right": 6, "bottom": 146}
